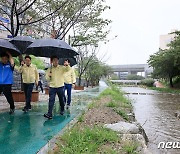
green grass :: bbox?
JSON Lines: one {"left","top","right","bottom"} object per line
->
{"left": 98, "top": 145, "right": 118, "bottom": 154}
{"left": 106, "top": 101, "right": 119, "bottom": 108}
{"left": 99, "top": 85, "right": 131, "bottom": 108}
{"left": 122, "top": 141, "right": 138, "bottom": 154}
{"left": 54, "top": 83, "right": 139, "bottom": 153}
{"left": 114, "top": 109, "right": 129, "bottom": 121}
{"left": 77, "top": 111, "right": 85, "bottom": 122}
{"left": 56, "top": 126, "right": 119, "bottom": 154}
{"left": 87, "top": 100, "right": 99, "bottom": 109}
{"left": 149, "top": 87, "right": 180, "bottom": 94}
{"left": 99, "top": 84, "right": 132, "bottom": 121}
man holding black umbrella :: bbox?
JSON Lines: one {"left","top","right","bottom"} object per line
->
{"left": 0, "top": 52, "right": 15, "bottom": 114}
{"left": 44, "top": 56, "right": 70, "bottom": 119}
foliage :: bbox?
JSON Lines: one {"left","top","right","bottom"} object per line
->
{"left": 140, "top": 78, "right": 154, "bottom": 87}
{"left": 30, "top": 55, "right": 45, "bottom": 69}
{"left": 14, "top": 55, "right": 45, "bottom": 69}
{"left": 114, "top": 109, "right": 129, "bottom": 121}
{"left": 149, "top": 87, "right": 180, "bottom": 94}
{"left": 0, "top": 0, "right": 111, "bottom": 41}
{"left": 122, "top": 141, "right": 138, "bottom": 154}
{"left": 14, "top": 57, "right": 20, "bottom": 66}
{"left": 173, "top": 76, "right": 180, "bottom": 88}
{"left": 110, "top": 74, "right": 119, "bottom": 80}
{"left": 77, "top": 111, "right": 85, "bottom": 122}
{"left": 56, "top": 126, "right": 119, "bottom": 153}
{"left": 100, "top": 84, "right": 132, "bottom": 121}
{"left": 148, "top": 31, "right": 180, "bottom": 87}
{"left": 100, "top": 84, "right": 130, "bottom": 105}
{"left": 84, "top": 58, "right": 112, "bottom": 86}
{"left": 50, "top": 0, "right": 111, "bottom": 42}
{"left": 0, "top": 0, "right": 69, "bottom": 37}
{"left": 126, "top": 74, "right": 145, "bottom": 80}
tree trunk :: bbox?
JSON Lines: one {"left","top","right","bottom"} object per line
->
{"left": 169, "top": 76, "right": 173, "bottom": 88}
{"left": 78, "top": 75, "right": 82, "bottom": 86}
{"left": 18, "top": 55, "right": 24, "bottom": 91}
{"left": 86, "top": 80, "right": 89, "bottom": 87}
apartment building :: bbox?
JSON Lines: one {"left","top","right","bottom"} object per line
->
{"left": 159, "top": 29, "right": 177, "bottom": 50}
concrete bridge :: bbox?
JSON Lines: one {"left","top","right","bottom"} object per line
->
{"left": 110, "top": 80, "right": 141, "bottom": 85}
{"left": 110, "top": 64, "right": 153, "bottom": 79}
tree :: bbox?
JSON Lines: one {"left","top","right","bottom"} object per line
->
{"left": 84, "top": 58, "right": 111, "bottom": 87}
{"left": 14, "top": 55, "right": 45, "bottom": 69}
{"left": 76, "top": 45, "right": 97, "bottom": 86}
{"left": 39, "top": 0, "right": 111, "bottom": 41}
{"left": 148, "top": 31, "right": 180, "bottom": 87}
{"left": 0, "top": 0, "right": 68, "bottom": 37}
{"left": 69, "top": 0, "right": 111, "bottom": 87}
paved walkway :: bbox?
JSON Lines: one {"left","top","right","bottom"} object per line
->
{"left": 0, "top": 93, "right": 49, "bottom": 113}
{"left": 0, "top": 86, "right": 100, "bottom": 154}
{"left": 0, "top": 88, "right": 87, "bottom": 113}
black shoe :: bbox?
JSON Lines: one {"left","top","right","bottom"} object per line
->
{"left": 60, "top": 110, "right": 64, "bottom": 115}
{"left": 44, "top": 113, "right": 52, "bottom": 119}
{"left": 22, "top": 107, "right": 29, "bottom": 112}
{"left": 9, "top": 108, "right": 15, "bottom": 114}
{"left": 28, "top": 107, "right": 32, "bottom": 110}
{"left": 66, "top": 105, "right": 70, "bottom": 110}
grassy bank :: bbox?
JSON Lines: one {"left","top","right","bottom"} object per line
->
{"left": 99, "top": 84, "right": 132, "bottom": 121}
{"left": 53, "top": 84, "right": 138, "bottom": 154}
{"left": 148, "top": 87, "right": 180, "bottom": 94}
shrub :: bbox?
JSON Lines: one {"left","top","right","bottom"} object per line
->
{"left": 140, "top": 78, "right": 154, "bottom": 87}
{"left": 126, "top": 74, "right": 144, "bottom": 80}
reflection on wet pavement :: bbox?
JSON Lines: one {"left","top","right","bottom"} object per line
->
{"left": 0, "top": 84, "right": 106, "bottom": 154}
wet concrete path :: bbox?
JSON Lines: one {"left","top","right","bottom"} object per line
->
{"left": 0, "top": 83, "right": 108, "bottom": 154}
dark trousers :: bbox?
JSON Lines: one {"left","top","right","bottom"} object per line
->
{"left": 0, "top": 84, "right": 15, "bottom": 109}
{"left": 36, "top": 81, "right": 43, "bottom": 93}
{"left": 48, "top": 87, "right": 64, "bottom": 116}
{"left": 23, "top": 83, "right": 34, "bottom": 109}
{"left": 63, "top": 83, "right": 72, "bottom": 105}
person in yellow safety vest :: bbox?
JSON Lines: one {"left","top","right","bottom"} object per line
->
{"left": 16, "top": 55, "right": 39, "bottom": 112}
{"left": 63, "top": 59, "right": 76, "bottom": 109}
{"left": 44, "top": 56, "right": 70, "bottom": 119}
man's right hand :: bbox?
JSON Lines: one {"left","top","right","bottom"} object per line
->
{"left": 21, "top": 61, "right": 25, "bottom": 66}
{"left": 49, "top": 72, "right": 52, "bottom": 77}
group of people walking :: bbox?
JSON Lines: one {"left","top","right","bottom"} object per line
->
{"left": 0, "top": 52, "right": 76, "bottom": 119}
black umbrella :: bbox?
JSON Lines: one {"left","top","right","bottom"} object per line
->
{"left": 9, "top": 36, "right": 35, "bottom": 53}
{"left": 0, "top": 39, "right": 21, "bottom": 57}
{"left": 25, "top": 38, "right": 78, "bottom": 58}
{"left": 59, "top": 57, "right": 77, "bottom": 67}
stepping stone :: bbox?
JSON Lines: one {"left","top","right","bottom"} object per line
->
{"left": 104, "top": 121, "right": 140, "bottom": 134}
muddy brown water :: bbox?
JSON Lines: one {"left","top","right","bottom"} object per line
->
{"left": 121, "top": 87, "right": 180, "bottom": 154}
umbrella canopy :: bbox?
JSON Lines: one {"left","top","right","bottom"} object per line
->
{"left": 25, "top": 38, "right": 78, "bottom": 58}
{"left": 9, "top": 36, "right": 35, "bottom": 53}
{"left": 0, "top": 39, "right": 21, "bottom": 57}
{"left": 59, "top": 57, "right": 77, "bottom": 67}
{"left": 38, "top": 69, "right": 45, "bottom": 74}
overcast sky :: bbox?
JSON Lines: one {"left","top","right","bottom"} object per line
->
{"left": 98, "top": 0, "right": 180, "bottom": 65}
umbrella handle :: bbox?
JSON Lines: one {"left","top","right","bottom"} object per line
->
{"left": 49, "top": 64, "right": 52, "bottom": 80}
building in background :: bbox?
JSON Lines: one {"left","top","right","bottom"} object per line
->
{"left": 159, "top": 29, "right": 177, "bottom": 50}
{"left": 0, "top": 16, "right": 11, "bottom": 39}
